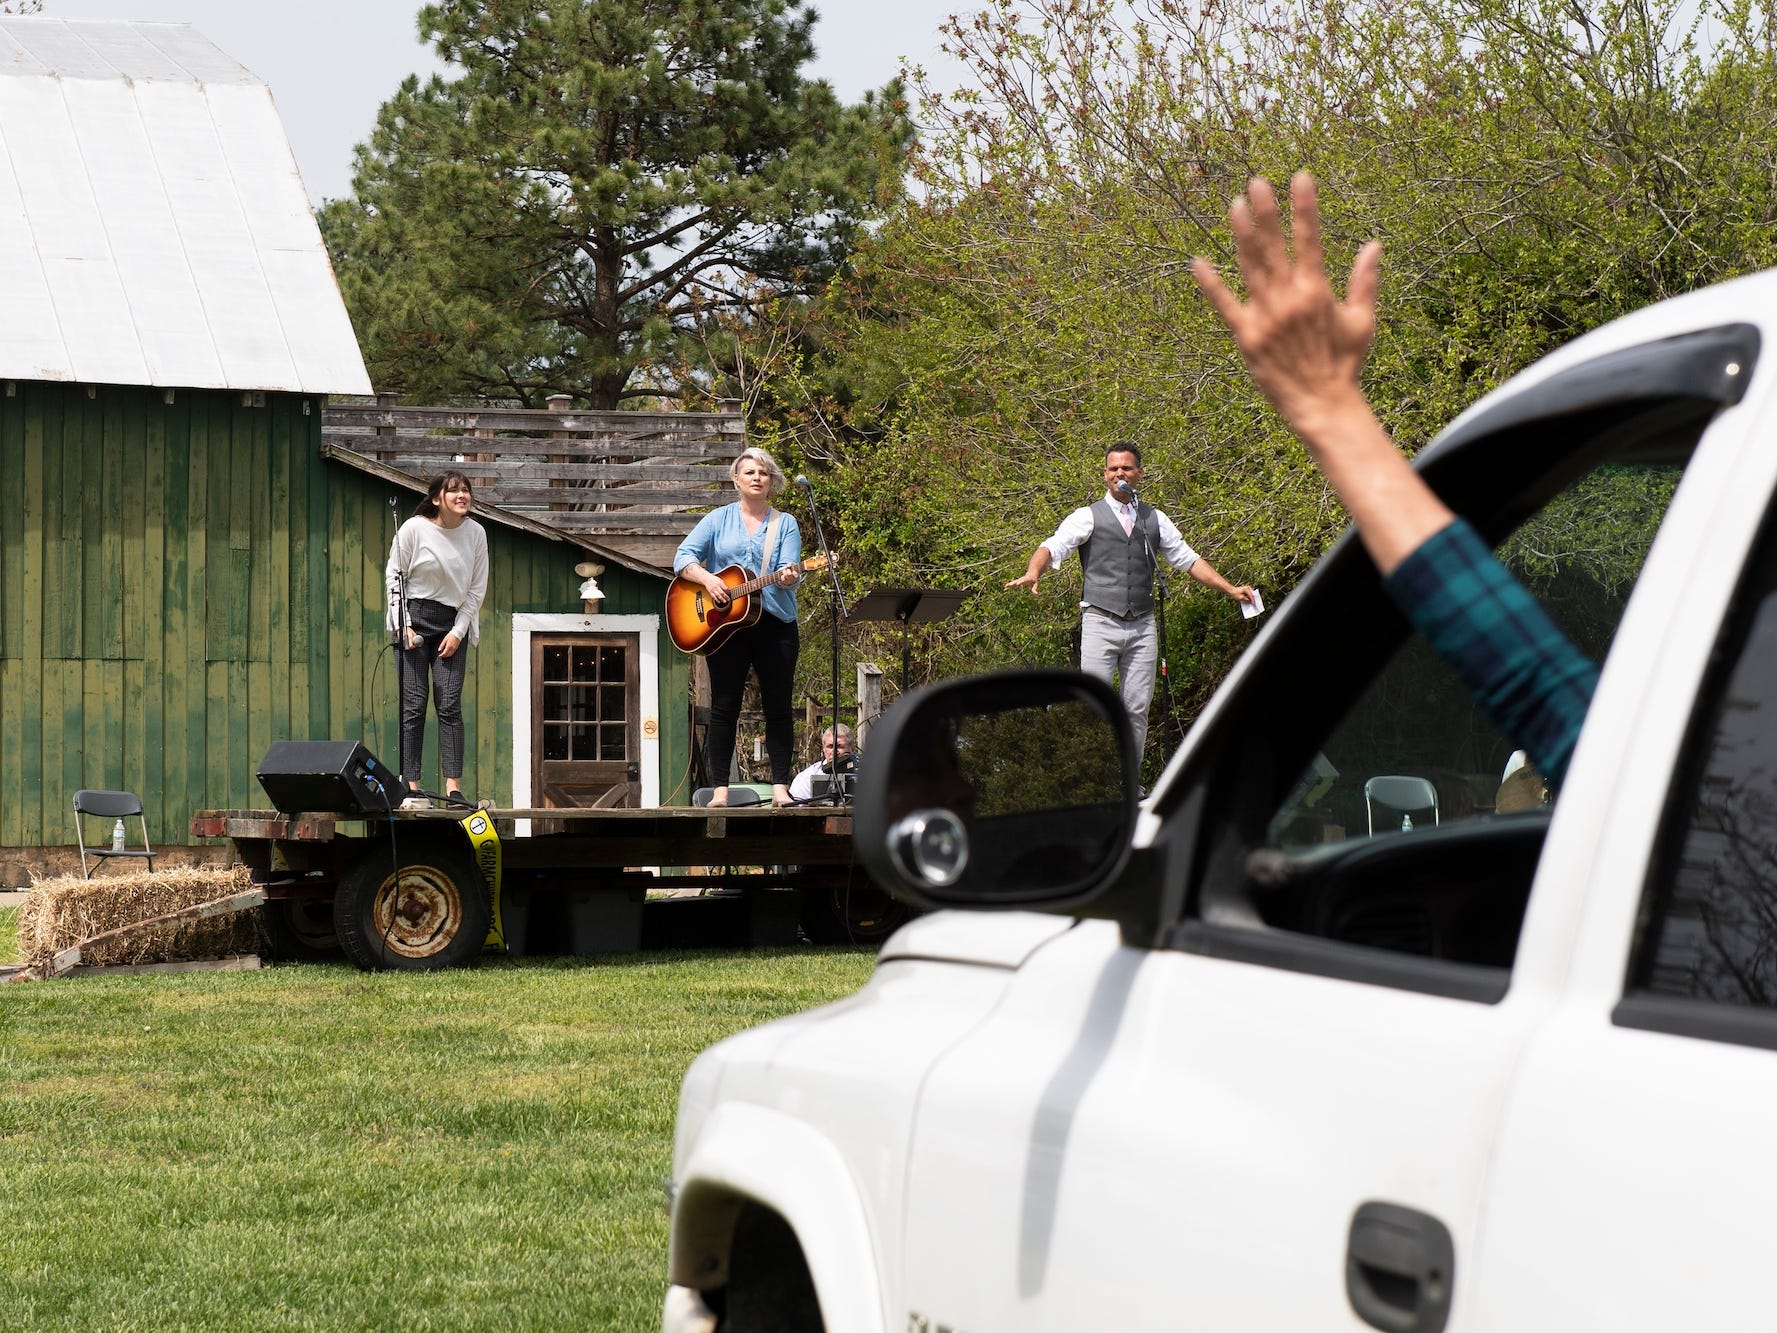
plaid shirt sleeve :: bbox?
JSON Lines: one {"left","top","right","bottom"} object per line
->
{"left": 1382, "top": 519, "right": 1600, "bottom": 785}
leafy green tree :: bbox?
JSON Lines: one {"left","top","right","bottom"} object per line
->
{"left": 758, "top": 0, "right": 1777, "bottom": 767}
{"left": 321, "top": 0, "right": 911, "bottom": 407}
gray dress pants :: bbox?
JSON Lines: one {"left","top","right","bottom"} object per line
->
{"left": 1079, "top": 607, "right": 1157, "bottom": 756}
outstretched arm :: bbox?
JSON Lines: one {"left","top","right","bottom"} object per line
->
{"left": 1191, "top": 174, "right": 1452, "bottom": 575}
{"left": 1185, "top": 557, "right": 1255, "bottom": 604}
{"left": 1006, "top": 546, "right": 1055, "bottom": 594}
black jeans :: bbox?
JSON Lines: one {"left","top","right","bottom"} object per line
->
{"left": 704, "top": 614, "right": 799, "bottom": 785}
{"left": 398, "top": 597, "right": 468, "bottom": 785}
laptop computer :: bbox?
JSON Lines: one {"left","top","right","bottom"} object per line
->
{"left": 809, "top": 772, "right": 856, "bottom": 801}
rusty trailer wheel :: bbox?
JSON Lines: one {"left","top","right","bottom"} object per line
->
{"left": 333, "top": 844, "right": 489, "bottom": 971}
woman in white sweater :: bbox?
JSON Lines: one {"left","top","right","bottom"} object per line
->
{"left": 385, "top": 471, "right": 489, "bottom": 806}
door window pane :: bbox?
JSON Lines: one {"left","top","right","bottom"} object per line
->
{"left": 1232, "top": 404, "right": 1711, "bottom": 979}
{"left": 1636, "top": 586, "right": 1777, "bottom": 1007}
{"left": 1266, "top": 464, "right": 1680, "bottom": 853}
{"left": 534, "top": 638, "right": 633, "bottom": 795}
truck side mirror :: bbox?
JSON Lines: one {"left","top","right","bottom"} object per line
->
{"left": 854, "top": 669, "right": 1140, "bottom": 912}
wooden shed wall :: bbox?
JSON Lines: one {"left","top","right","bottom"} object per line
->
{"left": 0, "top": 382, "right": 682, "bottom": 848}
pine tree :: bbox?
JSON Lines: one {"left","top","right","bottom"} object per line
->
{"left": 322, "top": 0, "right": 910, "bottom": 407}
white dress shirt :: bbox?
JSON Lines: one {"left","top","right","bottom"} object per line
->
{"left": 1041, "top": 492, "right": 1200, "bottom": 575}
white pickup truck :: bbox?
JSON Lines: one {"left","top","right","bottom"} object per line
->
{"left": 664, "top": 272, "right": 1777, "bottom": 1332}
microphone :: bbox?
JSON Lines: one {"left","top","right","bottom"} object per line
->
{"left": 1115, "top": 479, "right": 1136, "bottom": 500}
{"left": 794, "top": 474, "right": 812, "bottom": 490}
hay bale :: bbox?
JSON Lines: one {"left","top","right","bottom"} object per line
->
{"left": 20, "top": 866, "right": 261, "bottom": 967}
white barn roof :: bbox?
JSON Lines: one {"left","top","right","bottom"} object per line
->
{"left": 0, "top": 17, "right": 371, "bottom": 395}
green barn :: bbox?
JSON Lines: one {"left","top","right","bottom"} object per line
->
{"left": 0, "top": 381, "right": 691, "bottom": 857}
{"left": 0, "top": 19, "right": 697, "bottom": 871}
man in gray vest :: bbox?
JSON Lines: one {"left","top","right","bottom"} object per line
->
{"left": 1006, "top": 444, "right": 1256, "bottom": 756}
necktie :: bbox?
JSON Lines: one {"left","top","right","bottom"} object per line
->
{"left": 1119, "top": 504, "right": 1134, "bottom": 537}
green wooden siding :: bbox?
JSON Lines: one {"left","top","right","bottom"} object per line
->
{"left": 0, "top": 382, "right": 681, "bottom": 847}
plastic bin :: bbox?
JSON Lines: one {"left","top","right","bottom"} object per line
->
{"left": 567, "top": 886, "right": 645, "bottom": 955}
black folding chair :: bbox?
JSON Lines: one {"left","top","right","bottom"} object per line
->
{"left": 71, "top": 789, "right": 157, "bottom": 878}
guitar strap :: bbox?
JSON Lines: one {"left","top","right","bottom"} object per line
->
{"left": 760, "top": 508, "right": 784, "bottom": 578}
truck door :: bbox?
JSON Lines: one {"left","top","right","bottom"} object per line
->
{"left": 1470, "top": 442, "right": 1777, "bottom": 1329}
{"left": 897, "top": 328, "right": 1752, "bottom": 1331}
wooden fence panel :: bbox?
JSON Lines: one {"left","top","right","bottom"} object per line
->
{"left": 321, "top": 402, "right": 746, "bottom": 567}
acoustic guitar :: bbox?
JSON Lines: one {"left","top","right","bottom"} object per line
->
{"left": 665, "top": 553, "right": 831, "bottom": 655}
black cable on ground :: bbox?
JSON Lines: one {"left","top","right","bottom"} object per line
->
{"left": 368, "top": 638, "right": 405, "bottom": 970}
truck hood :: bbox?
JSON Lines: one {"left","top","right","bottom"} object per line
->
{"left": 672, "top": 914, "right": 1100, "bottom": 1248}
{"left": 678, "top": 913, "right": 1082, "bottom": 1135}
{"left": 877, "top": 909, "right": 1078, "bottom": 968}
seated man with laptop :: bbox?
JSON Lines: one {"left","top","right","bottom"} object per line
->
{"left": 790, "top": 724, "right": 858, "bottom": 803}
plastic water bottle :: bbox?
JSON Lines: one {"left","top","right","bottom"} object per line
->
{"left": 111, "top": 819, "right": 126, "bottom": 851}
{"left": 1401, "top": 813, "right": 1413, "bottom": 833}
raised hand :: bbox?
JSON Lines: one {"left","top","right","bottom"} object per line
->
{"left": 1191, "top": 173, "right": 1382, "bottom": 448}
{"left": 1191, "top": 173, "right": 1449, "bottom": 575}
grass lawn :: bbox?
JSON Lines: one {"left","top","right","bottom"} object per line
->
{"left": 0, "top": 925, "right": 876, "bottom": 1330}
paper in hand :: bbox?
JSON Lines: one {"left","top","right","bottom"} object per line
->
{"left": 1241, "top": 589, "right": 1265, "bottom": 620}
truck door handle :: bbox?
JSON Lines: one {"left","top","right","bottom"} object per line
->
{"left": 1346, "top": 1201, "right": 1455, "bottom": 1333}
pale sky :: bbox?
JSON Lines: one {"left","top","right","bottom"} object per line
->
{"left": 57, "top": 0, "right": 972, "bottom": 204}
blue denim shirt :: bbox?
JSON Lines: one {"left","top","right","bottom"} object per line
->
{"left": 1382, "top": 519, "right": 1600, "bottom": 784}
{"left": 673, "top": 503, "right": 803, "bottom": 624}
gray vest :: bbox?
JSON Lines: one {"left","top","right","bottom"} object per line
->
{"left": 1081, "top": 499, "right": 1159, "bottom": 618}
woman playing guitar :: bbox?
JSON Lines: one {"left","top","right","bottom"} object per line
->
{"left": 672, "top": 447, "right": 805, "bottom": 807}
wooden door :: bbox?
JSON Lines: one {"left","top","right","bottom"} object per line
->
{"left": 531, "top": 635, "right": 641, "bottom": 823}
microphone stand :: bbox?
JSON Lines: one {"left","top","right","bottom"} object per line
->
{"left": 795, "top": 475, "right": 848, "bottom": 805}
{"left": 388, "top": 495, "right": 411, "bottom": 795}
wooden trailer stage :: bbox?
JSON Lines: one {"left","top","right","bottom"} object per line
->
{"left": 192, "top": 803, "right": 906, "bottom": 969}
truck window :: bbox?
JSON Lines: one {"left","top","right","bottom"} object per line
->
{"left": 1203, "top": 404, "right": 1716, "bottom": 991}
{"left": 1265, "top": 462, "right": 1679, "bottom": 853}
{"left": 1627, "top": 513, "right": 1777, "bottom": 1030}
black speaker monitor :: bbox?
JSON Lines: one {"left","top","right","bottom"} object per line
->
{"left": 257, "top": 740, "right": 395, "bottom": 816}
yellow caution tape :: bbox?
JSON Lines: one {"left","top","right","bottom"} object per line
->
{"left": 459, "top": 808, "right": 506, "bottom": 953}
